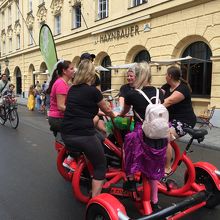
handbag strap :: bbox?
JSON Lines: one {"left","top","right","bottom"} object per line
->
{"left": 0, "top": 81, "right": 8, "bottom": 93}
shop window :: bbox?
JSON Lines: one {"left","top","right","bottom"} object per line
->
{"left": 54, "top": 14, "right": 61, "bottom": 35}
{"left": 134, "top": 50, "right": 151, "bottom": 62}
{"left": 98, "top": 0, "right": 108, "bottom": 20}
{"left": 181, "top": 41, "right": 212, "bottom": 98}
{"left": 72, "top": 4, "right": 81, "bottom": 28}
{"left": 100, "top": 55, "right": 111, "bottom": 91}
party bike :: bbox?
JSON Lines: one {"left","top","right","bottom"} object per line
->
{"left": 83, "top": 127, "right": 220, "bottom": 220}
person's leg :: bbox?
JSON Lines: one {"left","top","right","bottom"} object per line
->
{"left": 62, "top": 134, "right": 106, "bottom": 197}
{"left": 165, "top": 122, "right": 180, "bottom": 174}
{"left": 149, "top": 179, "right": 158, "bottom": 204}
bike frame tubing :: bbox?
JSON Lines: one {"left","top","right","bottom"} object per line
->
{"left": 158, "top": 153, "right": 205, "bottom": 196}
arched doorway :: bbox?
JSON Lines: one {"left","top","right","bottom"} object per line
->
{"left": 134, "top": 50, "right": 151, "bottom": 62}
{"left": 15, "top": 67, "right": 22, "bottom": 94}
{"left": 100, "top": 55, "right": 111, "bottom": 91}
{"left": 181, "top": 41, "right": 212, "bottom": 97}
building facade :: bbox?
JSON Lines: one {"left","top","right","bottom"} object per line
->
{"left": 0, "top": 0, "right": 220, "bottom": 126}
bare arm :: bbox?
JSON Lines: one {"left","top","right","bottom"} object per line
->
{"left": 118, "top": 96, "right": 125, "bottom": 108}
{"left": 120, "top": 103, "right": 131, "bottom": 116}
{"left": 98, "top": 99, "right": 115, "bottom": 118}
{"left": 163, "top": 91, "right": 185, "bottom": 108}
{"left": 56, "top": 94, "right": 66, "bottom": 112}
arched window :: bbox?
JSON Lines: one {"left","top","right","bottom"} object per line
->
{"left": 100, "top": 55, "right": 111, "bottom": 91}
{"left": 182, "top": 41, "right": 212, "bottom": 97}
{"left": 134, "top": 50, "right": 151, "bottom": 62}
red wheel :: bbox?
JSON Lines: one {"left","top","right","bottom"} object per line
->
{"left": 57, "top": 147, "right": 73, "bottom": 181}
{"left": 86, "top": 193, "right": 127, "bottom": 220}
{"left": 72, "top": 158, "right": 92, "bottom": 203}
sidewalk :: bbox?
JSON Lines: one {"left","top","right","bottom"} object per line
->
{"left": 16, "top": 96, "right": 220, "bottom": 151}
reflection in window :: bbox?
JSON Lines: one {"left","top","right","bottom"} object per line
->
{"left": 100, "top": 55, "right": 111, "bottom": 91}
{"left": 134, "top": 50, "right": 151, "bottom": 62}
{"left": 72, "top": 4, "right": 81, "bottom": 28}
{"left": 181, "top": 41, "right": 212, "bottom": 97}
{"left": 132, "top": 0, "right": 146, "bottom": 7}
{"left": 54, "top": 14, "right": 61, "bottom": 35}
{"left": 98, "top": 0, "right": 108, "bottom": 20}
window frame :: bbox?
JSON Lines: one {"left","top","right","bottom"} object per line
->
{"left": 97, "top": 0, "right": 108, "bottom": 20}
{"left": 8, "top": 6, "right": 12, "bottom": 26}
{"left": 16, "top": 34, "right": 21, "bottom": 49}
{"left": 29, "top": 0, "right": 33, "bottom": 12}
{"left": 72, "top": 4, "right": 81, "bottom": 29}
{"left": 54, "top": 13, "right": 61, "bottom": 35}
{"left": 28, "top": 28, "right": 33, "bottom": 45}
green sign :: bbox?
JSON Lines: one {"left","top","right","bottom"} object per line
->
{"left": 39, "top": 24, "right": 58, "bottom": 75}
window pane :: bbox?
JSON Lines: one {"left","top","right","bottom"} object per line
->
{"left": 100, "top": 56, "right": 111, "bottom": 91}
{"left": 182, "top": 41, "right": 212, "bottom": 97}
{"left": 134, "top": 50, "right": 151, "bottom": 62}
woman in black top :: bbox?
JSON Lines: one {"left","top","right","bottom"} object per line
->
{"left": 61, "top": 60, "right": 115, "bottom": 198}
{"left": 118, "top": 68, "right": 136, "bottom": 109}
{"left": 161, "top": 66, "right": 196, "bottom": 174}
{"left": 120, "top": 62, "right": 167, "bottom": 211}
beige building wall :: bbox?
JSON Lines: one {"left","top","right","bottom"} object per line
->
{"left": 0, "top": 0, "right": 220, "bottom": 125}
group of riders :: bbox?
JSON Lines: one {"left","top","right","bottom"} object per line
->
{"left": 47, "top": 52, "right": 196, "bottom": 212}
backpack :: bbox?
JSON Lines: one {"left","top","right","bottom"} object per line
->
{"left": 135, "top": 88, "right": 169, "bottom": 139}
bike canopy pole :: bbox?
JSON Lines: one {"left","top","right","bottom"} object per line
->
{"left": 135, "top": 191, "right": 208, "bottom": 220}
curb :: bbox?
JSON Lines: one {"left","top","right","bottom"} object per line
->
{"left": 178, "top": 138, "right": 220, "bottom": 152}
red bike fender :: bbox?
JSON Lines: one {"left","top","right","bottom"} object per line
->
{"left": 87, "top": 193, "right": 127, "bottom": 220}
{"left": 194, "top": 161, "right": 220, "bottom": 190}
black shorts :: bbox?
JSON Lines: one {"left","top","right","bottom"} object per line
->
{"left": 170, "top": 119, "right": 192, "bottom": 137}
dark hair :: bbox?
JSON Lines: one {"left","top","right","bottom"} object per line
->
{"left": 46, "top": 60, "right": 71, "bottom": 94}
{"left": 167, "top": 66, "right": 192, "bottom": 92}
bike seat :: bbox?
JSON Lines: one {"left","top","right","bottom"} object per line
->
{"left": 183, "top": 127, "right": 208, "bottom": 140}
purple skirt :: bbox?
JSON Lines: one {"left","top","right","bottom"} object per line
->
{"left": 124, "top": 123, "right": 167, "bottom": 180}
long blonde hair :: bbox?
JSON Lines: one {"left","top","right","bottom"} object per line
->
{"left": 133, "top": 62, "right": 151, "bottom": 89}
{"left": 73, "top": 59, "right": 96, "bottom": 85}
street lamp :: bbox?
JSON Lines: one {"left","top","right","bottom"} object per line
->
{"left": 4, "top": 56, "right": 9, "bottom": 67}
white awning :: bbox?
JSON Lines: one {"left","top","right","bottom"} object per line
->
{"left": 150, "top": 56, "right": 212, "bottom": 65}
{"left": 95, "top": 66, "right": 109, "bottom": 72}
{"left": 108, "top": 63, "right": 136, "bottom": 69}
{"left": 33, "top": 70, "right": 49, "bottom": 75}
{"left": 107, "top": 56, "right": 212, "bottom": 69}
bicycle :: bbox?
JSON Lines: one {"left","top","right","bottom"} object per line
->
{"left": 0, "top": 96, "right": 19, "bottom": 129}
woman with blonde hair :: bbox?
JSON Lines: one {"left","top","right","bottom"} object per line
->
{"left": 119, "top": 62, "right": 168, "bottom": 212}
{"left": 27, "top": 85, "right": 36, "bottom": 111}
{"left": 61, "top": 59, "right": 115, "bottom": 197}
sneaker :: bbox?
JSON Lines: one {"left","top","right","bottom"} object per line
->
{"left": 151, "top": 202, "right": 162, "bottom": 213}
{"left": 63, "top": 156, "right": 76, "bottom": 172}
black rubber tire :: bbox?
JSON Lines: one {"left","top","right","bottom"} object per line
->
{"left": 195, "top": 168, "right": 220, "bottom": 208}
{"left": 0, "top": 107, "right": 6, "bottom": 125}
{"left": 86, "top": 203, "right": 111, "bottom": 220}
{"left": 9, "top": 109, "right": 19, "bottom": 129}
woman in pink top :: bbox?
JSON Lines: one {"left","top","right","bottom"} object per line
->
{"left": 47, "top": 60, "right": 74, "bottom": 135}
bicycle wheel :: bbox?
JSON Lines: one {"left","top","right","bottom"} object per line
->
{"left": 9, "top": 108, "right": 19, "bottom": 129}
{"left": 0, "top": 107, "right": 6, "bottom": 125}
